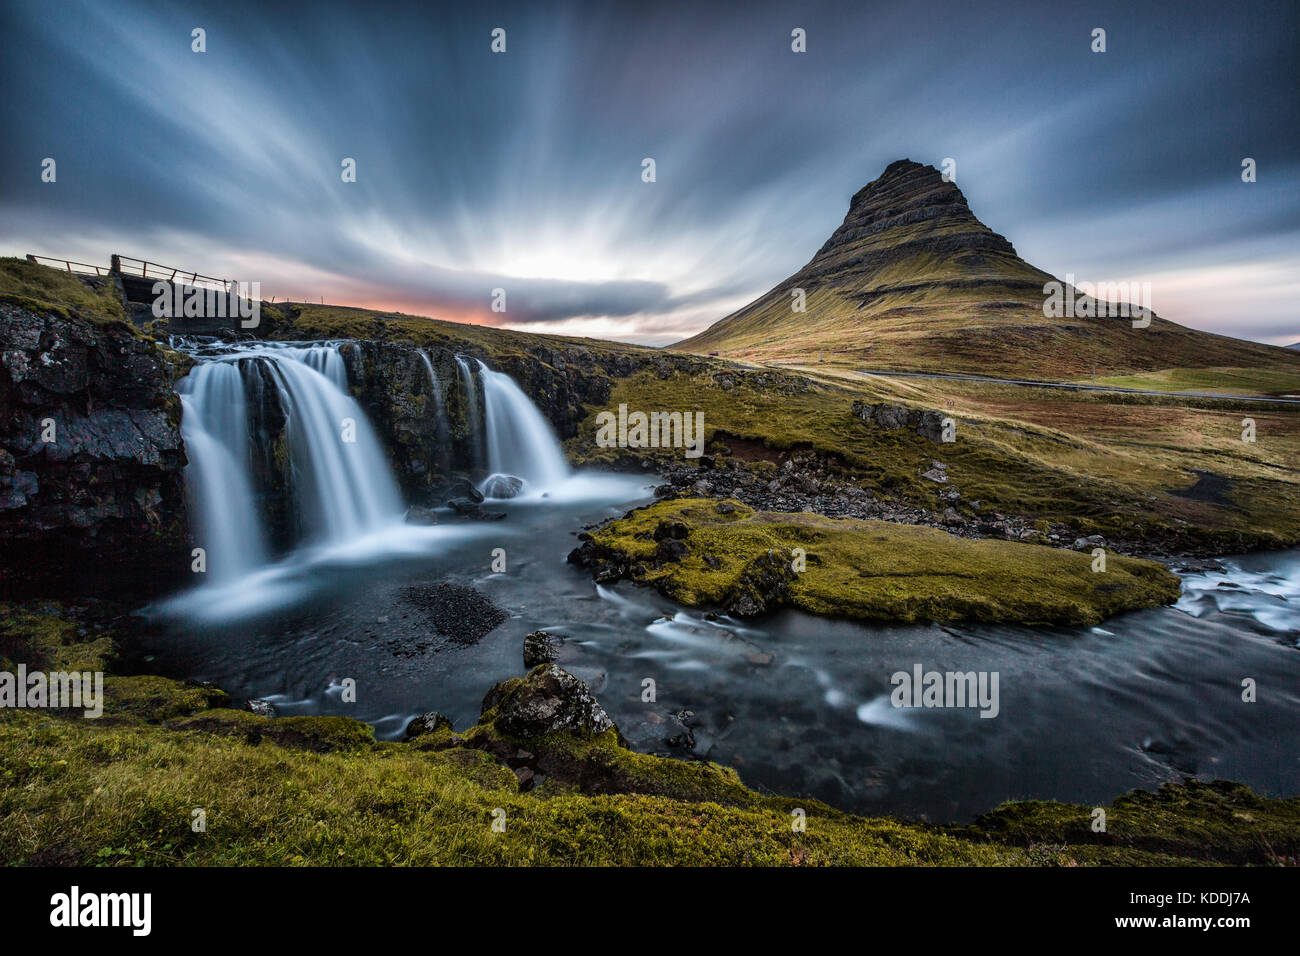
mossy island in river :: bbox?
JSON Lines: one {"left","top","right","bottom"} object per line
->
{"left": 570, "top": 498, "right": 1182, "bottom": 626}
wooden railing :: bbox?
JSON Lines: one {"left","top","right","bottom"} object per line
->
{"left": 111, "top": 255, "right": 235, "bottom": 292}
{"left": 25, "top": 255, "right": 112, "bottom": 277}
{"left": 26, "top": 253, "right": 239, "bottom": 293}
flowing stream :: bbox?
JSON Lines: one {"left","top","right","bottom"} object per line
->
{"left": 147, "top": 339, "right": 1300, "bottom": 822}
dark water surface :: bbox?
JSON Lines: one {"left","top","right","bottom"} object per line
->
{"left": 138, "top": 475, "right": 1300, "bottom": 822}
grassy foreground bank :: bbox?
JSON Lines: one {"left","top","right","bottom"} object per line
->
{"left": 2, "top": 604, "right": 1297, "bottom": 867}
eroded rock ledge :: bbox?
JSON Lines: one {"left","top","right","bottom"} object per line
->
{"left": 0, "top": 301, "right": 192, "bottom": 597}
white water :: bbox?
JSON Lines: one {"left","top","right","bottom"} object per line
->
{"left": 1177, "top": 556, "right": 1300, "bottom": 636}
{"left": 417, "top": 350, "right": 450, "bottom": 447}
{"left": 175, "top": 344, "right": 403, "bottom": 581}
{"left": 477, "top": 359, "right": 570, "bottom": 494}
{"left": 264, "top": 348, "right": 404, "bottom": 542}
{"left": 161, "top": 341, "right": 636, "bottom": 621}
{"left": 454, "top": 355, "right": 483, "bottom": 471}
{"left": 176, "top": 361, "right": 268, "bottom": 582}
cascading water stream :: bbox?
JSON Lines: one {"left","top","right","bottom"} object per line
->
{"left": 454, "top": 355, "right": 483, "bottom": 471}
{"left": 176, "top": 360, "right": 268, "bottom": 582}
{"left": 417, "top": 350, "right": 451, "bottom": 452}
{"left": 476, "top": 359, "right": 570, "bottom": 493}
{"left": 263, "top": 349, "right": 404, "bottom": 543}
{"left": 176, "top": 343, "right": 403, "bottom": 582}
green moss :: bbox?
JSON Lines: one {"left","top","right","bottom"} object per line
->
{"left": 0, "top": 707, "right": 1028, "bottom": 865}
{"left": 164, "top": 709, "right": 376, "bottom": 753}
{"left": 463, "top": 720, "right": 760, "bottom": 807}
{"left": 102, "top": 676, "right": 229, "bottom": 724}
{"left": 0, "top": 258, "right": 129, "bottom": 327}
{"left": 0, "top": 293, "right": 72, "bottom": 321}
{"left": 586, "top": 498, "right": 1181, "bottom": 625}
{"left": 272, "top": 430, "right": 289, "bottom": 473}
{"left": 4, "top": 701, "right": 1294, "bottom": 866}
{"left": 0, "top": 604, "right": 112, "bottom": 673}
{"left": 966, "top": 780, "right": 1300, "bottom": 865}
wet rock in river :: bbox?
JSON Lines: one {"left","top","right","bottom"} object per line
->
{"left": 404, "top": 505, "right": 439, "bottom": 525}
{"left": 480, "top": 664, "right": 615, "bottom": 738}
{"left": 523, "top": 629, "right": 562, "bottom": 668}
{"left": 404, "top": 710, "right": 453, "bottom": 741}
{"left": 482, "top": 473, "right": 524, "bottom": 499}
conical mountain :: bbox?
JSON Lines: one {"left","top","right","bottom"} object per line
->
{"left": 676, "top": 160, "right": 1297, "bottom": 377}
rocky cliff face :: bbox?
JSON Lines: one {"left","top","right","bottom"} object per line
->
{"left": 802, "top": 159, "right": 1046, "bottom": 294}
{"left": 338, "top": 338, "right": 706, "bottom": 502}
{"left": 0, "top": 301, "right": 192, "bottom": 598}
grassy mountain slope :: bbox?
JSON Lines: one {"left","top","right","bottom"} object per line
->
{"left": 674, "top": 161, "right": 1300, "bottom": 381}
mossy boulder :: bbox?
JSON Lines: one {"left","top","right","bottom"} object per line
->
{"left": 102, "top": 676, "right": 230, "bottom": 724}
{"left": 480, "top": 664, "right": 615, "bottom": 738}
{"left": 968, "top": 779, "right": 1300, "bottom": 865}
{"left": 0, "top": 603, "right": 112, "bottom": 673}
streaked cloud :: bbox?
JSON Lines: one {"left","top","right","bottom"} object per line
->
{"left": 1, "top": 0, "right": 1295, "bottom": 346}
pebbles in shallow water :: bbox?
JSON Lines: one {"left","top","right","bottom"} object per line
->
{"left": 399, "top": 582, "right": 508, "bottom": 645}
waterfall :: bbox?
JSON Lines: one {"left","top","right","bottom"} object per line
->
{"left": 476, "top": 359, "right": 570, "bottom": 493}
{"left": 263, "top": 349, "right": 403, "bottom": 542}
{"left": 417, "top": 350, "right": 451, "bottom": 452}
{"left": 177, "top": 344, "right": 403, "bottom": 579}
{"left": 176, "top": 360, "right": 269, "bottom": 582}
{"left": 454, "top": 355, "right": 484, "bottom": 471}
{"left": 282, "top": 345, "right": 349, "bottom": 390}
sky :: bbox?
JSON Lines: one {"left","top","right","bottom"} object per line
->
{"left": 1, "top": 0, "right": 1297, "bottom": 346}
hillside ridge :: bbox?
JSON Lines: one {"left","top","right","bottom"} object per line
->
{"left": 675, "top": 160, "right": 1300, "bottom": 378}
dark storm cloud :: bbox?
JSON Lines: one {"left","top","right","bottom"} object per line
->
{"left": 1, "top": 0, "right": 1296, "bottom": 343}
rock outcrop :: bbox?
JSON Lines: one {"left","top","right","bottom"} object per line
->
{"left": 852, "top": 401, "right": 949, "bottom": 443}
{"left": 522, "top": 629, "right": 561, "bottom": 668}
{"left": 0, "top": 300, "right": 191, "bottom": 597}
{"left": 480, "top": 664, "right": 615, "bottom": 738}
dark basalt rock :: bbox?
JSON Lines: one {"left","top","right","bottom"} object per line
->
{"left": 804, "top": 159, "right": 1029, "bottom": 288}
{"left": 852, "top": 400, "right": 949, "bottom": 443}
{"left": 654, "top": 538, "right": 689, "bottom": 563}
{"left": 725, "top": 549, "right": 795, "bottom": 617}
{"left": 480, "top": 664, "right": 615, "bottom": 738}
{"left": 652, "top": 519, "right": 689, "bottom": 541}
{"left": 404, "top": 505, "right": 439, "bottom": 525}
{"left": 0, "top": 301, "right": 191, "bottom": 598}
{"left": 522, "top": 629, "right": 561, "bottom": 668}
{"left": 435, "top": 476, "right": 483, "bottom": 504}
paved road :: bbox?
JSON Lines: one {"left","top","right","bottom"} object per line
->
{"left": 852, "top": 368, "right": 1300, "bottom": 404}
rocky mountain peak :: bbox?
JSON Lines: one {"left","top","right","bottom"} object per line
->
{"left": 809, "top": 158, "right": 1019, "bottom": 271}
